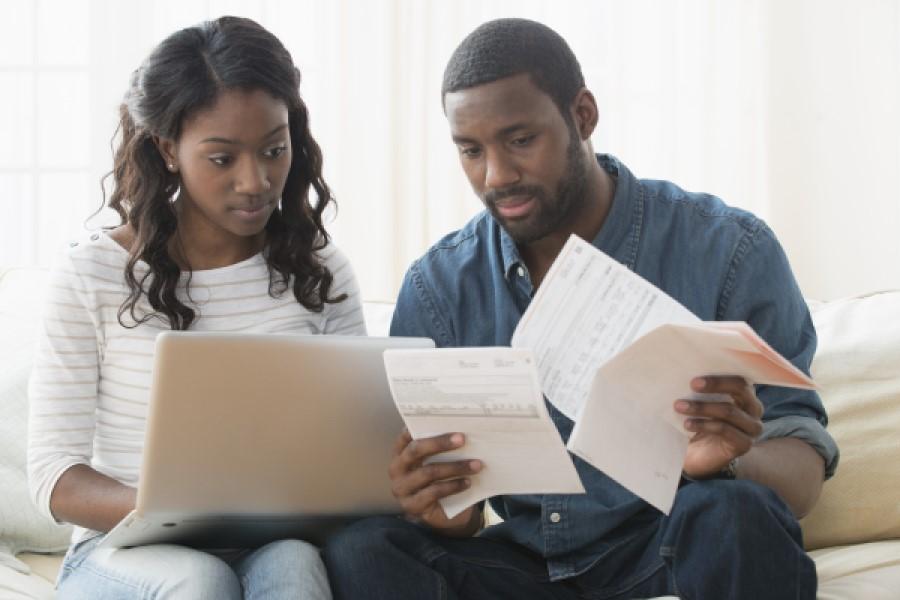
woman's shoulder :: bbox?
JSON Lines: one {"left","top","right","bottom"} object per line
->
{"left": 106, "top": 224, "right": 135, "bottom": 252}
{"left": 316, "top": 239, "right": 353, "bottom": 276}
{"left": 54, "top": 228, "right": 130, "bottom": 283}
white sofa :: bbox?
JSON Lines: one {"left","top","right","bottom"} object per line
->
{"left": 1, "top": 266, "right": 899, "bottom": 599}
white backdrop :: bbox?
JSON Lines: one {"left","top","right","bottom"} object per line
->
{"left": 1, "top": 0, "right": 898, "bottom": 301}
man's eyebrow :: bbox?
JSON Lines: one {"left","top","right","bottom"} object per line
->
{"left": 199, "top": 123, "right": 289, "bottom": 145}
{"left": 451, "top": 123, "right": 531, "bottom": 145}
{"left": 496, "top": 123, "right": 531, "bottom": 137}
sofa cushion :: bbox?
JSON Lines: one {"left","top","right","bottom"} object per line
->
{"left": 801, "top": 290, "right": 900, "bottom": 550}
{"left": 0, "top": 269, "right": 71, "bottom": 570}
{"left": 811, "top": 540, "right": 900, "bottom": 600}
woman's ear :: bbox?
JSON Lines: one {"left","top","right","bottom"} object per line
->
{"left": 154, "top": 136, "right": 178, "bottom": 172}
{"left": 570, "top": 88, "right": 599, "bottom": 141}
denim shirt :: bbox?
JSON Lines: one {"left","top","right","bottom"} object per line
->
{"left": 390, "top": 154, "right": 839, "bottom": 581}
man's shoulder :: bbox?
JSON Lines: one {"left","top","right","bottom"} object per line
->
{"left": 639, "top": 178, "right": 769, "bottom": 241}
{"left": 409, "top": 210, "right": 497, "bottom": 280}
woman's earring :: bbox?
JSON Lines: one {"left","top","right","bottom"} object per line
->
{"left": 167, "top": 163, "right": 177, "bottom": 172}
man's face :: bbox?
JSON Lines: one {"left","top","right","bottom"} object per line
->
{"left": 444, "top": 74, "right": 589, "bottom": 244}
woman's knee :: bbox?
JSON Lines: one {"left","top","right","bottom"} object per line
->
{"left": 237, "top": 539, "right": 332, "bottom": 599}
{"left": 63, "top": 544, "right": 241, "bottom": 600}
{"left": 239, "top": 538, "right": 326, "bottom": 579}
{"left": 149, "top": 546, "right": 242, "bottom": 599}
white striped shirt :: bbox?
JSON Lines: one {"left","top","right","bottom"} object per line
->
{"left": 27, "top": 232, "right": 366, "bottom": 540}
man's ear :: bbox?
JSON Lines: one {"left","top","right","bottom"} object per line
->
{"left": 570, "top": 88, "right": 599, "bottom": 141}
{"left": 154, "top": 136, "right": 178, "bottom": 171}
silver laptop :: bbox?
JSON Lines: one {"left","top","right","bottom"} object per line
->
{"left": 100, "top": 332, "right": 434, "bottom": 549}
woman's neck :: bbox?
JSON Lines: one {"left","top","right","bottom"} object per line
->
{"left": 169, "top": 230, "right": 265, "bottom": 271}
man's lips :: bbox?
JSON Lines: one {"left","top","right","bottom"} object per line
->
{"left": 493, "top": 195, "right": 535, "bottom": 219}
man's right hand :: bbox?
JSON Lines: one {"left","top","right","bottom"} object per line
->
{"left": 388, "top": 429, "right": 483, "bottom": 537}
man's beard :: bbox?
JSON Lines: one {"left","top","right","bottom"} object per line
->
{"left": 483, "top": 134, "right": 590, "bottom": 245}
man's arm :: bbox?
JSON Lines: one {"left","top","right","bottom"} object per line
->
{"left": 680, "top": 220, "right": 838, "bottom": 517}
{"left": 676, "top": 376, "right": 825, "bottom": 518}
{"left": 737, "top": 437, "right": 824, "bottom": 518}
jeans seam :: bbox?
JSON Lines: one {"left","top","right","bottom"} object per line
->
{"left": 581, "top": 560, "right": 667, "bottom": 600}
{"left": 427, "top": 538, "right": 552, "bottom": 588}
{"left": 662, "top": 543, "right": 688, "bottom": 600}
{"left": 77, "top": 560, "right": 153, "bottom": 599}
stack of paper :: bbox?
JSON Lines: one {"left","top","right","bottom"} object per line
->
{"left": 384, "top": 234, "right": 816, "bottom": 516}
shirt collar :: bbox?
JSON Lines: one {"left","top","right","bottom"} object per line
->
{"left": 591, "top": 154, "right": 642, "bottom": 269}
{"left": 498, "top": 153, "right": 642, "bottom": 280}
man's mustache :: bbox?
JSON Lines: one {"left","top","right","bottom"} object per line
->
{"left": 484, "top": 185, "right": 546, "bottom": 206}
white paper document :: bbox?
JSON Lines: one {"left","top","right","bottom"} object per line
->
{"left": 511, "top": 235, "right": 700, "bottom": 421}
{"left": 514, "top": 235, "right": 816, "bottom": 514}
{"left": 383, "top": 348, "right": 585, "bottom": 519}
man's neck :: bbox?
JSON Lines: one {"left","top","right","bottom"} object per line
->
{"left": 519, "top": 160, "right": 615, "bottom": 289}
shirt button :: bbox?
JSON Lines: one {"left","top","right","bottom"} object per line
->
{"left": 549, "top": 512, "right": 561, "bottom": 523}
{"left": 517, "top": 266, "right": 525, "bottom": 278}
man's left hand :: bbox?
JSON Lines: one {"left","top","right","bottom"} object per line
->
{"left": 675, "top": 376, "right": 764, "bottom": 479}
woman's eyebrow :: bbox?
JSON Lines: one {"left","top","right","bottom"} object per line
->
{"left": 200, "top": 123, "right": 289, "bottom": 145}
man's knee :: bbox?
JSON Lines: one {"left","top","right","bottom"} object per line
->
{"left": 670, "top": 479, "right": 799, "bottom": 540}
{"left": 324, "top": 516, "right": 412, "bottom": 567}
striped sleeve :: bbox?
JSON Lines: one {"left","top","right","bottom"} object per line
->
{"left": 27, "top": 249, "right": 100, "bottom": 522}
{"left": 319, "top": 244, "right": 367, "bottom": 336}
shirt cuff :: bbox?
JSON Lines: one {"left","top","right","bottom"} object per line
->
{"left": 759, "top": 415, "right": 840, "bottom": 479}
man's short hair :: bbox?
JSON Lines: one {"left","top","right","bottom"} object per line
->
{"left": 441, "top": 18, "right": 585, "bottom": 120}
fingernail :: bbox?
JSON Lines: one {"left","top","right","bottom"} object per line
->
{"left": 470, "top": 460, "right": 482, "bottom": 472}
{"left": 692, "top": 377, "right": 706, "bottom": 391}
{"left": 675, "top": 400, "right": 690, "bottom": 412}
{"left": 450, "top": 433, "right": 464, "bottom": 446}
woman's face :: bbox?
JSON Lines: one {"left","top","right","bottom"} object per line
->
{"left": 159, "top": 88, "right": 292, "bottom": 252}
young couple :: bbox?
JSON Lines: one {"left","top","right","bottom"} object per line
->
{"left": 29, "top": 16, "right": 838, "bottom": 600}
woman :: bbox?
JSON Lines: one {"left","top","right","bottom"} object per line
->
{"left": 27, "top": 16, "right": 364, "bottom": 599}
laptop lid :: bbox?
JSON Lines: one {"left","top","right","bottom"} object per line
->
{"left": 136, "top": 332, "right": 434, "bottom": 518}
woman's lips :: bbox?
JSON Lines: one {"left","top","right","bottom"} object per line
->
{"left": 232, "top": 202, "right": 271, "bottom": 220}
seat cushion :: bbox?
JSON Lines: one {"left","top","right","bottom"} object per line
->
{"left": 801, "top": 290, "right": 900, "bottom": 550}
{"left": 811, "top": 539, "right": 900, "bottom": 600}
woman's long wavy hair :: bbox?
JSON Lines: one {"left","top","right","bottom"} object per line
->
{"left": 105, "top": 16, "right": 345, "bottom": 330}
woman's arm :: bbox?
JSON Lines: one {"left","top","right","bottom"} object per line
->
{"left": 320, "top": 245, "right": 368, "bottom": 335}
{"left": 28, "top": 247, "right": 111, "bottom": 529}
{"left": 50, "top": 464, "right": 136, "bottom": 532}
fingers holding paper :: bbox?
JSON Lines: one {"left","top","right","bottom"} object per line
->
{"left": 676, "top": 376, "right": 764, "bottom": 479}
{"left": 388, "top": 429, "right": 483, "bottom": 536}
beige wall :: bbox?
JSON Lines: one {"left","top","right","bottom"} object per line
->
{"left": 763, "top": 0, "right": 900, "bottom": 300}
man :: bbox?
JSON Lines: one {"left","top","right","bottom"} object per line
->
{"left": 324, "top": 18, "right": 838, "bottom": 600}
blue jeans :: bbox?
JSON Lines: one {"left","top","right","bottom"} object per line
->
{"left": 57, "top": 535, "right": 331, "bottom": 599}
{"left": 323, "top": 479, "right": 816, "bottom": 599}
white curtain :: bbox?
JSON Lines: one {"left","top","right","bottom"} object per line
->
{"left": 1, "top": 0, "right": 898, "bottom": 301}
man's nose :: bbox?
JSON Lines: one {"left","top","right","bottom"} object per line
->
{"left": 484, "top": 150, "right": 520, "bottom": 190}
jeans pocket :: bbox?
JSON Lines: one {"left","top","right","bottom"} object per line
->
{"left": 59, "top": 534, "right": 105, "bottom": 580}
